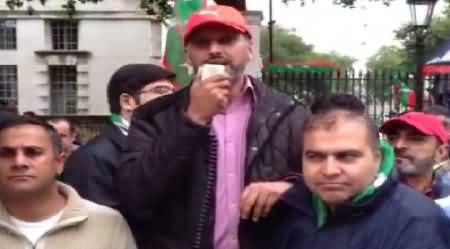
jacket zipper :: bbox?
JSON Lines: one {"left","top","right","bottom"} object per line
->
{"left": 191, "top": 134, "right": 218, "bottom": 249}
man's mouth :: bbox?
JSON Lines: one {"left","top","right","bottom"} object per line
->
{"left": 317, "top": 183, "right": 347, "bottom": 190}
{"left": 396, "top": 156, "right": 412, "bottom": 165}
{"left": 8, "top": 175, "right": 34, "bottom": 181}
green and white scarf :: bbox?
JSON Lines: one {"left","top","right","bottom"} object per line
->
{"left": 110, "top": 113, "right": 130, "bottom": 136}
{"left": 313, "top": 140, "right": 396, "bottom": 227}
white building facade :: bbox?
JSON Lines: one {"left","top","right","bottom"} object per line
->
{"left": 0, "top": 0, "right": 163, "bottom": 115}
{"left": 0, "top": 0, "right": 262, "bottom": 115}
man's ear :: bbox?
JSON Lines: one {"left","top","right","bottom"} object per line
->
{"left": 119, "top": 93, "right": 138, "bottom": 112}
{"left": 374, "top": 147, "right": 382, "bottom": 169}
{"left": 56, "top": 152, "right": 65, "bottom": 176}
{"left": 247, "top": 42, "right": 254, "bottom": 60}
{"left": 436, "top": 143, "right": 449, "bottom": 162}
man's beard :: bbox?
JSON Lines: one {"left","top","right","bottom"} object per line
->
{"left": 396, "top": 156, "right": 435, "bottom": 177}
{"left": 197, "top": 58, "right": 245, "bottom": 83}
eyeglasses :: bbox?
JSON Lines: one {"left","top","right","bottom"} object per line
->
{"left": 137, "top": 85, "right": 174, "bottom": 95}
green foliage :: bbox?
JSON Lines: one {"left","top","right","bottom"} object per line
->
{"left": 6, "top": 0, "right": 400, "bottom": 19}
{"left": 366, "top": 46, "right": 413, "bottom": 72}
{"left": 5, "top": 0, "right": 173, "bottom": 19}
{"left": 260, "top": 26, "right": 355, "bottom": 67}
{"left": 369, "top": 0, "right": 450, "bottom": 72}
{"left": 260, "top": 26, "right": 313, "bottom": 62}
{"left": 306, "top": 51, "right": 356, "bottom": 68}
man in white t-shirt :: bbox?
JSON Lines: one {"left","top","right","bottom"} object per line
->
{"left": 0, "top": 118, "right": 136, "bottom": 249}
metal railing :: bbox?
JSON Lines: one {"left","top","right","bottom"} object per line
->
{"left": 262, "top": 70, "right": 450, "bottom": 126}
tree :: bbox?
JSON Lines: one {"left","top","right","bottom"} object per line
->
{"left": 260, "top": 26, "right": 355, "bottom": 68}
{"left": 5, "top": 0, "right": 174, "bottom": 20}
{"left": 366, "top": 46, "right": 413, "bottom": 72}
{"left": 260, "top": 26, "right": 314, "bottom": 63}
{"left": 306, "top": 51, "right": 356, "bottom": 69}
{"left": 7, "top": 0, "right": 399, "bottom": 19}
{"left": 367, "top": 0, "right": 450, "bottom": 72}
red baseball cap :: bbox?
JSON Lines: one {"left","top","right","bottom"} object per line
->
{"left": 184, "top": 5, "right": 251, "bottom": 45}
{"left": 380, "top": 112, "right": 450, "bottom": 144}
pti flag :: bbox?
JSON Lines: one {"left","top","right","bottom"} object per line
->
{"left": 162, "top": 0, "right": 208, "bottom": 86}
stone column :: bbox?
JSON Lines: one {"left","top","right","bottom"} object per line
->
{"left": 244, "top": 10, "right": 263, "bottom": 79}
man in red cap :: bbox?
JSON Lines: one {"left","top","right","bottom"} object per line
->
{"left": 380, "top": 112, "right": 450, "bottom": 200}
{"left": 118, "top": 4, "right": 309, "bottom": 249}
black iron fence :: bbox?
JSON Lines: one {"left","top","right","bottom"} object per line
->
{"left": 34, "top": 70, "right": 450, "bottom": 142}
{"left": 262, "top": 70, "right": 450, "bottom": 126}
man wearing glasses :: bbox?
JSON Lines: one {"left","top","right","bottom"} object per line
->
{"left": 61, "top": 64, "right": 175, "bottom": 210}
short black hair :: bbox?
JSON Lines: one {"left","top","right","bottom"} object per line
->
{"left": 0, "top": 118, "right": 63, "bottom": 155}
{"left": 310, "top": 94, "right": 366, "bottom": 115}
{"left": 22, "top": 111, "right": 37, "bottom": 118}
{"left": 305, "top": 94, "right": 379, "bottom": 149}
{"left": 107, "top": 64, "right": 175, "bottom": 114}
{"left": 47, "top": 117, "right": 76, "bottom": 135}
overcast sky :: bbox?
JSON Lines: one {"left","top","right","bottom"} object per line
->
{"left": 246, "top": 0, "right": 446, "bottom": 69}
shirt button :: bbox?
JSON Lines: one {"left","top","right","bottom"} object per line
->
{"left": 251, "top": 146, "right": 258, "bottom": 152}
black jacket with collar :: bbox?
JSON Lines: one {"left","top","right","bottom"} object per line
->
{"left": 117, "top": 77, "right": 309, "bottom": 249}
{"left": 61, "top": 123, "right": 126, "bottom": 210}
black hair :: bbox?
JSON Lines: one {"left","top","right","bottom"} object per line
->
{"left": 310, "top": 94, "right": 366, "bottom": 115}
{"left": 305, "top": 94, "right": 379, "bottom": 149}
{"left": 107, "top": 64, "right": 175, "bottom": 114}
{"left": 22, "top": 111, "right": 37, "bottom": 118}
{"left": 47, "top": 117, "right": 76, "bottom": 135}
{"left": 0, "top": 117, "right": 63, "bottom": 155}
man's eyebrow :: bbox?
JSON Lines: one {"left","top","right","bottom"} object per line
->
{"left": 0, "top": 146, "right": 15, "bottom": 150}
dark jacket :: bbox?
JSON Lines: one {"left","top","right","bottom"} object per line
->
{"left": 61, "top": 123, "right": 126, "bottom": 210}
{"left": 433, "top": 161, "right": 450, "bottom": 199}
{"left": 273, "top": 177, "right": 450, "bottom": 249}
{"left": 117, "top": 77, "right": 309, "bottom": 249}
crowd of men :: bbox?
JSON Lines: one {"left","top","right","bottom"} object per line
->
{"left": 0, "top": 4, "right": 449, "bottom": 249}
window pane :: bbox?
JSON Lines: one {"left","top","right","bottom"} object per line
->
{"left": 0, "top": 20, "right": 17, "bottom": 50}
{"left": 0, "top": 66, "right": 18, "bottom": 107}
{"left": 49, "top": 66, "right": 77, "bottom": 114}
{"left": 50, "top": 20, "right": 78, "bottom": 50}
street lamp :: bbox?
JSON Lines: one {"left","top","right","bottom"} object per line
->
{"left": 407, "top": 0, "right": 437, "bottom": 110}
{"left": 268, "top": 0, "right": 275, "bottom": 63}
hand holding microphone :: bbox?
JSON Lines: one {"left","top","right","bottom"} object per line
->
{"left": 186, "top": 64, "right": 231, "bottom": 126}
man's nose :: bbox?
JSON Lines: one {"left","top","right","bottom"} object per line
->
{"left": 208, "top": 41, "right": 222, "bottom": 54}
{"left": 12, "top": 152, "right": 28, "bottom": 168}
{"left": 321, "top": 158, "right": 341, "bottom": 177}
{"left": 391, "top": 137, "right": 407, "bottom": 150}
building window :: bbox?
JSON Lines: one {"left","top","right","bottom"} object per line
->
{"left": 50, "top": 20, "right": 78, "bottom": 50}
{"left": 0, "top": 65, "right": 17, "bottom": 107}
{"left": 49, "top": 66, "right": 77, "bottom": 114}
{"left": 0, "top": 20, "right": 17, "bottom": 49}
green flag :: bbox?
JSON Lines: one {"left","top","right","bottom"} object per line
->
{"left": 162, "top": 0, "right": 206, "bottom": 86}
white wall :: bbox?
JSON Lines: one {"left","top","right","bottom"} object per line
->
{"left": 244, "top": 10, "right": 263, "bottom": 78}
{"left": 0, "top": 0, "right": 163, "bottom": 115}
{"left": 0, "top": 2, "right": 263, "bottom": 115}
{"left": 0, "top": 19, "right": 48, "bottom": 113}
{"left": 80, "top": 19, "right": 161, "bottom": 114}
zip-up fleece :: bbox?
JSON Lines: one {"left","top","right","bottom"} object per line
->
{"left": 0, "top": 183, "right": 137, "bottom": 249}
